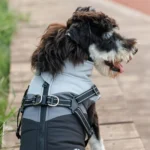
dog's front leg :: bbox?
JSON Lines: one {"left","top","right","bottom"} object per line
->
{"left": 89, "top": 134, "right": 105, "bottom": 150}
{"left": 88, "top": 104, "right": 105, "bottom": 150}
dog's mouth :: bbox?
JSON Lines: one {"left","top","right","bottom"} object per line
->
{"left": 104, "top": 48, "right": 138, "bottom": 74}
{"left": 104, "top": 60, "right": 124, "bottom": 73}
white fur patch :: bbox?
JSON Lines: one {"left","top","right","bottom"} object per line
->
{"left": 88, "top": 42, "right": 134, "bottom": 77}
{"left": 89, "top": 44, "right": 116, "bottom": 62}
{"left": 115, "top": 40, "right": 134, "bottom": 63}
{"left": 89, "top": 44, "right": 115, "bottom": 76}
{"left": 89, "top": 134, "right": 105, "bottom": 150}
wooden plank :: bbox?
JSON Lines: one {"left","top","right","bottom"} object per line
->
{"left": 86, "top": 138, "right": 145, "bottom": 150}
{"left": 98, "top": 109, "right": 132, "bottom": 124}
{"left": 97, "top": 86, "right": 123, "bottom": 98}
{"left": 105, "top": 138, "right": 145, "bottom": 150}
{"left": 11, "top": 52, "right": 31, "bottom": 63}
{"left": 10, "top": 72, "right": 33, "bottom": 83}
{"left": 10, "top": 82, "right": 29, "bottom": 93}
{"left": 2, "top": 131, "right": 20, "bottom": 148}
{"left": 4, "top": 120, "right": 17, "bottom": 133}
{"left": 9, "top": 92, "right": 24, "bottom": 105}
{"left": 100, "top": 123, "right": 139, "bottom": 140}
{"left": 1, "top": 147, "right": 19, "bottom": 150}
{"left": 92, "top": 76, "right": 119, "bottom": 86}
{"left": 96, "top": 96, "right": 132, "bottom": 124}
{"left": 10, "top": 63, "right": 31, "bottom": 73}
{"left": 97, "top": 96, "right": 127, "bottom": 110}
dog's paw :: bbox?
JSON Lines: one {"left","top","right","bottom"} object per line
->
{"left": 91, "top": 139, "right": 105, "bottom": 150}
{"left": 89, "top": 135, "right": 105, "bottom": 150}
{"left": 99, "top": 139, "right": 105, "bottom": 150}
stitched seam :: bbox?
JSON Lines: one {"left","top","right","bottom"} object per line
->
{"left": 76, "top": 88, "right": 93, "bottom": 99}
{"left": 77, "top": 108, "right": 91, "bottom": 129}
{"left": 59, "top": 100, "right": 70, "bottom": 102}
{"left": 74, "top": 111, "right": 89, "bottom": 132}
{"left": 58, "top": 104, "right": 70, "bottom": 106}
{"left": 78, "top": 93, "right": 96, "bottom": 103}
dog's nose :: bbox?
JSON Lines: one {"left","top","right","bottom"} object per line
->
{"left": 133, "top": 48, "right": 138, "bottom": 55}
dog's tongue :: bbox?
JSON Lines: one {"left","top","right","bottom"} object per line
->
{"left": 116, "top": 63, "right": 124, "bottom": 73}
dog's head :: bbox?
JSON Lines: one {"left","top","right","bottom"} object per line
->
{"left": 66, "top": 7, "right": 138, "bottom": 77}
{"left": 31, "top": 7, "right": 138, "bottom": 77}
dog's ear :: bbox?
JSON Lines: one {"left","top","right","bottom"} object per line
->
{"left": 31, "top": 24, "right": 67, "bottom": 76}
{"left": 66, "top": 24, "right": 80, "bottom": 44}
{"left": 66, "top": 23, "right": 90, "bottom": 49}
{"left": 98, "top": 13, "right": 118, "bottom": 31}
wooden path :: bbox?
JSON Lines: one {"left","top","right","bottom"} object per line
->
{"left": 2, "top": 0, "right": 147, "bottom": 149}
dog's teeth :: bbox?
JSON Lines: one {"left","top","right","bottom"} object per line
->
{"left": 125, "top": 55, "right": 130, "bottom": 63}
{"left": 130, "top": 53, "right": 133, "bottom": 59}
{"left": 126, "top": 54, "right": 133, "bottom": 63}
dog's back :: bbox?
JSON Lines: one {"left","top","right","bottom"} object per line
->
{"left": 20, "top": 60, "right": 100, "bottom": 150}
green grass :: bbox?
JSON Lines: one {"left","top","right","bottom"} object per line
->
{"left": 0, "top": 0, "right": 17, "bottom": 147}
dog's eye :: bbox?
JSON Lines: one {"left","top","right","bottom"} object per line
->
{"left": 102, "top": 31, "right": 113, "bottom": 40}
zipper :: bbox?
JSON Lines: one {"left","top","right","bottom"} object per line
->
{"left": 39, "top": 82, "right": 49, "bottom": 150}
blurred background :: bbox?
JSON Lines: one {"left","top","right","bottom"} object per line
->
{"left": 0, "top": 0, "right": 150, "bottom": 150}
{"left": 112, "top": 0, "right": 150, "bottom": 15}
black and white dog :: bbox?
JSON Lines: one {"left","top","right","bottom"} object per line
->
{"left": 19, "top": 7, "right": 138, "bottom": 150}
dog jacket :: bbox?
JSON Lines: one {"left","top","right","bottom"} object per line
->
{"left": 17, "top": 60, "right": 100, "bottom": 150}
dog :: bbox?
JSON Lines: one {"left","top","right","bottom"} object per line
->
{"left": 18, "top": 6, "right": 138, "bottom": 150}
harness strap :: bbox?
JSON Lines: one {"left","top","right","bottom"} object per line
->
{"left": 40, "top": 81, "right": 49, "bottom": 150}
{"left": 23, "top": 95, "right": 71, "bottom": 108}
{"left": 16, "top": 82, "right": 49, "bottom": 139}
{"left": 16, "top": 86, "right": 29, "bottom": 139}
{"left": 75, "top": 85, "right": 99, "bottom": 103}
{"left": 17, "top": 85, "right": 100, "bottom": 140}
{"left": 23, "top": 85, "right": 99, "bottom": 108}
{"left": 74, "top": 107, "right": 93, "bottom": 137}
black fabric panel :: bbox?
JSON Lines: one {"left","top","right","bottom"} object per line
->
{"left": 20, "top": 115, "right": 86, "bottom": 150}
{"left": 46, "top": 114, "right": 85, "bottom": 150}
{"left": 20, "top": 118, "right": 39, "bottom": 150}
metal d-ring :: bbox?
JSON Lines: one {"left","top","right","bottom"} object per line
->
{"left": 48, "top": 95, "right": 59, "bottom": 107}
{"left": 33, "top": 95, "right": 42, "bottom": 105}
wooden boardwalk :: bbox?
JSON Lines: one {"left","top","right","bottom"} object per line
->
{"left": 2, "top": 0, "right": 147, "bottom": 149}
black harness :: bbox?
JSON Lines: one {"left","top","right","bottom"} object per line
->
{"left": 16, "top": 82, "right": 100, "bottom": 143}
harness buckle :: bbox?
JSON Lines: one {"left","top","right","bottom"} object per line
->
{"left": 92, "top": 85, "right": 100, "bottom": 95}
{"left": 33, "top": 95, "right": 42, "bottom": 105}
{"left": 47, "top": 95, "right": 59, "bottom": 107}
